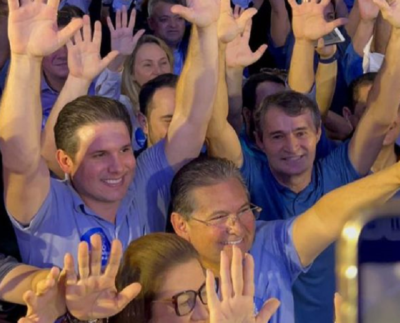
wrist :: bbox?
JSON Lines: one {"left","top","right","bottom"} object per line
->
{"left": 65, "top": 75, "right": 91, "bottom": 92}
{"left": 318, "top": 50, "right": 338, "bottom": 64}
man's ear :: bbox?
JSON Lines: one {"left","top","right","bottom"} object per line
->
{"left": 147, "top": 17, "right": 155, "bottom": 31}
{"left": 137, "top": 112, "right": 149, "bottom": 136}
{"left": 171, "top": 212, "right": 190, "bottom": 241}
{"left": 56, "top": 149, "right": 73, "bottom": 176}
{"left": 254, "top": 130, "right": 265, "bottom": 152}
{"left": 342, "top": 106, "right": 352, "bottom": 123}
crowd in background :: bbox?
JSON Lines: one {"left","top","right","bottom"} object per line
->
{"left": 0, "top": 0, "right": 400, "bottom": 322}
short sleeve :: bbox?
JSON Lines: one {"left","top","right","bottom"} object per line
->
{"left": 0, "top": 254, "right": 19, "bottom": 284}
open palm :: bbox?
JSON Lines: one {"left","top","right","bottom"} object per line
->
{"left": 288, "top": 0, "right": 348, "bottom": 41}
{"left": 171, "top": 0, "right": 220, "bottom": 28}
{"left": 67, "top": 16, "right": 118, "bottom": 82}
{"left": 373, "top": 0, "right": 400, "bottom": 28}
{"left": 65, "top": 236, "right": 141, "bottom": 321}
{"left": 7, "top": 0, "right": 82, "bottom": 57}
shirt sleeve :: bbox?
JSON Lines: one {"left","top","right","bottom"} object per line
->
{"left": 95, "top": 68, "right": 122, "bottom": 101}
{"left": 342, "top": 42, "right": 363, "bottom": 86}
{"left": 0, "top": 254, "right": 19, "bottom": 284}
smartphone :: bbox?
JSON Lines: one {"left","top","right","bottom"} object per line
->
{"left": 319, "top": 28, "right": 345, "bottom": 47}
{"left": 337, "top": 200, "right": 400, "bottom": 323}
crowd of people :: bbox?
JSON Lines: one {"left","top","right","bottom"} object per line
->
{"left": 0, "top": 0, "right": 399, "bottom": 321}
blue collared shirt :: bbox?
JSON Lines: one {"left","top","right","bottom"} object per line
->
{"left": 251, "top": 219, "right": 308, "bottom": 323}
{"left": 242, "top": 141, "right": 361, "bottom": 323}
{"left": 9, "top": 140, "right": 175, "bottom": 268}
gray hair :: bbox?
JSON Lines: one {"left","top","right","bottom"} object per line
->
{"left": 170, "top": 157, "right": 249, "bottom": 220}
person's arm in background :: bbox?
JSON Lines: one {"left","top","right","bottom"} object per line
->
{"left": 315, "top": 43, "right": 338, "bottom": 120}
{"left": 206, "top": 5, "right": 266, "bottom": 168}
{"left": 294, "top": 160, "right": 400, "bottom": 267}
{"left": 0, "top": 0, "right": 82, "bottom": 225}
{"left": 41, "top": 16, "right": 118, "bottom": 179}
{"left": 324, "top": 111, "right": 353, "bottom": 140}
{"left": 347, "top": 0, "right": 400, "bottom": 176}
{"left": 162, "top": 0, "right": 219, "bottom": 171}
{"left": 95, "top": 7, "right": 144, "bottom": 98}
{"left": 287, "top": 0, "right": 348, "bottom": 94}
{"left": 373, "top": 11, "right": 392, "bottom": 54}
{"left": 345, "top": 0, "right": 360, "bottom": 38}
{"left": 269, "top": 0, "right": 291, "bottom": 47}
{"left": 352, "top": 0, "right": 379, "bottom": 56}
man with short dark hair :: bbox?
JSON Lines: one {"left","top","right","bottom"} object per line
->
{"left": 137, "top": 73, "right": 178, "bottom": 151}
{"left": 0, "top": 0, "right": 220, "bottom": 268}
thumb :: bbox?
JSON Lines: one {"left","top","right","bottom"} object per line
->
{"left": 171, "top": 5, "right": 194, "bottom": 22}
{"left": 255, "top": 298, "right": 280, "bottom": 323}
{"left": 116, "top": 283, "right": 142, "bottom": 311}
{"left": 236, "top": 8, "right": 257, "bottom": 31}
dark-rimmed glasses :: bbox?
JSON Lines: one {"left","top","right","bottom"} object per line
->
{"left": 153, "top": 279, "right": 219, "bottom": 316}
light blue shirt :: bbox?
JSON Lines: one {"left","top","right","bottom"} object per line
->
{"left": 252, "top": 219, "right": 308, "bottom": 323}
{"left": 9, "top": 140, "right": 175, "bottom": 268}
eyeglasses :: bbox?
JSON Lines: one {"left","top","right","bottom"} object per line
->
{"left": 191, "top": 204, "right": 262, "bottom": 228}
{"left": 153, "top": 279, "right": 219, "bottom": 316}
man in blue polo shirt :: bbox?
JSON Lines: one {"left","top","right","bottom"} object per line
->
{"left": 205, "top": 0, "right": 400, "bottom": 322}
{"left": 170, "top": 156, "right": 400, "bottom": 323}
{"left": 0, "top": 0, "right": 220, "bottom": 268}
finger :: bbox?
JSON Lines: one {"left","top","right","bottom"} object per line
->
{"left": 242, "top": 19, "right": 252, "bottom": 40}
{"left": 316, "top": 37, "right": 325, "bottom": 49}
{"left": 116, "top": 283, "right": 142, "bottom": 311}
{"left": 47, "top": 0, "right": 60, "bottom": 9}
{"left": 206, "top": 269, "right": 221, "bottom": 313}
{"left": 242, "top": 253, "right": 255, "bottom": 297}
{"left": 287, "top": 0, "right": 299, "bottom": 9}
{"left": 66, "top": 38, "right": 74, "bottom": 52}
{"left": 23, "top": 290, "right": 37, "bottom": 310}
{"left": 82, "top": 15, "right": 91, "bottom": 42}
{"left": 250, "top": 44, "right": 268, "bottom": 63}
{"left": 132, "top": 29, "right": 146, "bottom": 46}
{"left": 334, "top": 293, "right": 343, "bottom": 323}
{"left": 78, "top": 241, "right": 90, "bottom": 279}
{"left": 90, "top": 234, "right": 102, "bottom": 276}
{"left": 170, "top": 5, "right": 194, "bottom": 21}
{"left": 122, "top": 6, "right": 128, "bottom": 28}
{"left": 236, "top": 8, "right": 257, "bottom": 30}
{"left": 128, "top": 9, "right": 137, "bottom": 30}
{"left": 57, "top": 19, "right": 84, "bottom": 49}
{"left": 231, "top": 246, "right": 244, "bottom": 297}
{"left": 233, "top": 5, "right": 240, "bottom": 18}
{"left": 64, "top": 253, "right": 78, "bottom": 285}
{"left": 255, "top": 298, "right": 281, "bottom": 323}
{"left": 221, "top": 0, "right": 232, "bottom": 13}
{"left": 7, "top": 0, "right": 19, "bottom": 11}
{"left": 220, "top": 250, "right": 233, "bottom": 300}
{"left": 92, "top": 20, "right": 103, "bottom": 52}
{"left": 100, "top": 50, "right": 120, "bottom": 71}
{"left": 372, "top": 0, "right": 391, "bottom": 11}
{"left": 107, "top": 16, "right": 115, "bottom": 32}
{"left": 104, "top": 239, "right": 123, "bottom": 279}
{"left": 326, "top": 17, "right": 349, "bottom": 32}
{"left": 116, "top": 9, "right": 122, "bottom": 30}
{"left": 36, "top": 267, "right": 60, "bottom": 295}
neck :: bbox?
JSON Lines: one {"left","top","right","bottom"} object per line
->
{"left": 372, "top": 145, "right": 397, "bottom": 173}
{"left": 271, "top": 168, "right": 312, "bottom": 194}
{"left": 43, "top": 71, "right": 67, "bottom": 92}
{"left": 81, "top": 196, "right": 120, "bottom": 224}
{"left": 201, "top": 258, "right": 220, "bottom": 277}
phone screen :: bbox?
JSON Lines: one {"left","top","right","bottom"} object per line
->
{"left": 358, "top": 216, "right": 400, "bottom": 323}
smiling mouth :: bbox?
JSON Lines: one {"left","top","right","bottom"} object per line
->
{"left": 282, "top": 155, "right": 303, "bottom": 161}
{"left": 102, "top": 178, "right": 123, "bottom": 185}
{"left": 222, "top": 238, "right": 243, "bottom": 246}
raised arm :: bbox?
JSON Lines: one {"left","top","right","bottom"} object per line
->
{"left": 269, "top": 0, "right": 291, "bottom": 47}
{"left": 41, "top": 16, "right": 118, "bottom": 178}
{"left": 348, "top": 0, "right": 400, "bottom": 176}
{"left": 288, "top": 0, "right": 347, "bottom": 94}
{"left": 207, "top": 6, "right": 266, "bottom": 168}
{"left": 293, "top": 161, "right": 400, "bottom": 267}
{"left": 164, "top": 0, "right": 219, "bottom": 170}
{"left": 0, "top": 0, "right": 82, "bottom": 225}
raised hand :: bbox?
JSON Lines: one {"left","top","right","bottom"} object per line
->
{"left": 67, "top": 15, "right": 119, "bottom": 82}
{"left": 288, "top": 0, "right": 348, "bottom": 41}
{"left": 373, "top": 0, "right": 400, "bottom": 28}
{"left": 226, "top": 19, "right": 267, "bottom": 68}
{"left": 171, "top": 0, "right": 220, "bottom": 28}
{"left": 7, "top": 0, "right": 82, "bottom": 57}
{"left": 206, "top": 246, "right": 280, "bottom": 323}
{"left": 316, "top": 38, "right": 337, "bottom": 58}
{"left": 218, "top": 1, "right": 257, "bottom": 43}
{"left": 18, "top": 268, "right": 66, "bottom": 323}
{"left": 107, "top": 6, "right": 145, "bottom": 56}
{"left": 359, "top": 0, "right": 380, "bottom": 21}
{"left": 64, "top": 235, "right": 141, "bottom": 321}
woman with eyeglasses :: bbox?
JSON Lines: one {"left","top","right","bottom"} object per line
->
{"left": 109, "top": 233, "right": 280, "bottom": 323}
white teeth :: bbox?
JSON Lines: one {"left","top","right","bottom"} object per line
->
{"left": 104, "top": 178, "right": 122, "bottom": 184}
{"left": 224, "top": 238, "right": 243, "bottom": 245}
